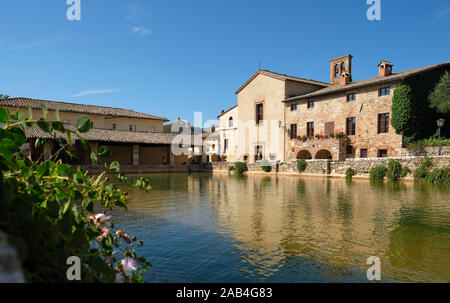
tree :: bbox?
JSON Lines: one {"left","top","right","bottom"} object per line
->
{"left": 0, "top": 94, "right": 10, "bottom": 100}
{"left": 429, "top": 70, "right": 450, "bottom": 114}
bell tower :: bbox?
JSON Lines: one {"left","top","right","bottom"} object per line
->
{"left": 329, "top": 55, "right": 352, "bottom": 85}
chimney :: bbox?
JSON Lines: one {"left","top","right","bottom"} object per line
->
{"left": 330, "top": 54, "right": 352, "bottom": 85}
{"left": 340, "top": 71, "right": 350, "bottom": 85}
{"left": 378, "top": 60, "right": 394, "bottom": 77}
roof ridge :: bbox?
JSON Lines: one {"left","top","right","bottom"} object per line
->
{"left": 1, "top": 97, "right": 169, "bottom": 121}
{"left": 261, "top": 70, "right": 330, "bottom": 85}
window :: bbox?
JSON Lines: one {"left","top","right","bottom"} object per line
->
{"left": 307, "top": 122, "right": 314, "bottom": 137}
{"left": 255, "top": 145, "right": 263, "bottom": 161}
{"left": 256, "top": 103, "right": 264, "bottom": 124}
{"left": 229, "top": 117, "right": 233, "bottom": 127}
{"left": 130, "top": 125, "right": 136, "bottom": 131}
{"left": 149, "top": 126, "right": 155, "bottom": 133}
{"left": 243, "top": 155, "right": 248, "bottom": 162}
{"left": 91, "top": 121, "right": 94, "bottom": 128}
{"left": 378, "top": 149, "right": 388, "bottom": 158}
{"left": 347, "top": 93, "right": 356, "bottom": 102}
{"left": 111, "top": 124, "right": 117, "bottom": 130}
{"left": 270, "top": 154, "right": 276, "bottom": 161}
{"left": 379, "top": 87, "right": 390, "bottom": 96}
{"left": 224, "top": 139, "right": 229, "bottom": 153}
{"left": 378, "top": 113, "right": 390, "bottom": 134}
{"left": 290, "top": 124, "right": 297, "bottom": 140}
{"left": 334, "top": 64, "right": 340, "bottom": 78}
{"left": 346, "top": 117, "right": 356, "bottom": 136}
{"left": 307, "top": 101, "right": 315, "bottom": 109}
{"left": 346, "top": 145, "right": 354, "bottom": 155}
{"left": 324, "top": 122, "right": 335, "bottom": 136}
{"left": 63, "top": 120, "right": 70, "bottom": 124}
{"left": 360, "top": 149, "right": 368, "bottom": 158}
{"left": 291, "top": 104, "right": 298, "bottom": 111}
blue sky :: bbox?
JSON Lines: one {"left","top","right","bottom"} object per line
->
{"left": 0, "top": 0, "right": 449, "bottom": 125}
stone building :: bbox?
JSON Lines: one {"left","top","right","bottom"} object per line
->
{"left": 0, "top": 98, "right": 193, "bottom": 170}
{"left": 219, "top": 56, "right": 450, "bottom": 163}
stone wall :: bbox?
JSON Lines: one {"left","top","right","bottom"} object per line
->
{"left": 401, "top": 146, "right": 450, "bottom": 157}
{"left": 211, "top": 156, "right": 450, "bottom": 177}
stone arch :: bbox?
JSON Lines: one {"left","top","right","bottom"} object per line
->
{"left": 296, "top": 150, "right": 312, "bottom": 160}
{"left": 315, "top": 149, "right": 333, "bottom": 160}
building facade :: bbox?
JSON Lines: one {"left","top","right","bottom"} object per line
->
{"left": 219, "top": 56, "right": 450, "bottom": 163}
{"left": 0, "top": 98, "right": 191, "bottom": 169}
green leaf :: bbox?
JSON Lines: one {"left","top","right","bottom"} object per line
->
{"left": 110, "top": 161, "right": 120, "bottom": 172}
{"left": 37, "top": 120, "right": 51, "bottom": 133}
{"left": 62, "top": 201, "right": 71, "bottom": 215}
{"left": 76, "top": 116, "right": 91, "bottom": 133}
{"left": 41, "top": 104, "right": 48, "bottom": 119}
{"left": 27, "top": 106, "right": 33, "bottom": 119}
{"left": 35, "top": 138, "right": 43, "bottom": 149}
{"left": 57, "top": 164, "right": 73, "bottom": 177}
{"left": 98, "top": 146, "right": 111, "bottom": 158}
{"left": 8, "top": 128, "right": 27, "bottom": 146}
{"left": 79, "top": 138, "right": 89, "bottom": 150}
{"left": 90, "top": 152, "right": 98, "bottom": 163}
{"left": 51, "top": 121, "right": 65, "bottom": 133}
{"left": 0, "top": 107, "right": 9, "bottom": 123}
{"left": 37, "top": 164, "right": 49, "bottom": 177}
{"left": 17, "top": 112, "right": 26, "bottom": 128}
{"left": 55, "top": 109, "right": 61, "bottom": 122}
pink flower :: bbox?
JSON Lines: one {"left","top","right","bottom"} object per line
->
{"left": 121, "top": 258, "right": 138, "bottom": 277}
{"left": 89, "top": 213, "right": 113, "bottom": 227}
{"left": 97, "top": 227, "right": 110, "bottom": 241}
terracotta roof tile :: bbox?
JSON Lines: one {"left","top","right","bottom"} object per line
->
{"left": 283, "top": 61, "right": 450, "bottom": 102}
{"left": 0, "top": 98, "right": 169, "bottom": 122}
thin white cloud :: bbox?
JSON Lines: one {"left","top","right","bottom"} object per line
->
{"left": 69, "top": 89, "right": 120, "bottom": 98}
{"left": 434, "top": 6, "right": 450, "bottom": 22}
{"left": 0, "top": 38, "right": 63, "bottom": 52}
{"left": 129, "top": 26, "right": 152, "bottom": 36}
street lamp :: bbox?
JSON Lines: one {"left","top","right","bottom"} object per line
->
{"left": 437, "top": 119, "right": 445, "bottom": 156}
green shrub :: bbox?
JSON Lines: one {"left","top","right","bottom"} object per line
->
{"left": 386, "top": 160, "right": 403, "bottom": 181}
{"left": 0, "top": 106, "right": 151, "bottom": 283}
{"left": 407, "top": 138, "right": 450, "bottom": 151}
{"left": 228, "top": 165, "right": 235, "bottom": 172}
{"left": 345, "top": 168, "right": 356, "bottom": 179}
{"left": 261, "top": 160, "right": 272, "bottom": 173}
{"left": 400, "top": 167, "right": 411, "bottom": 178}
{"left": 425, "top": 168, "right": 450, "bottom": 184}
{"left": 370, "top": 165, "right": 387, "bottom": 181}
{"left": 234, "top": 162, "right": 247, "bottom": 176}
{"left": 414, "top": 166, "right": 428, "bottom": 180}
{"left": 414, "top": 157, "right": 434, "bottom": 181}
{"left": 297, "top": 159, "right": 307, "bottom": 173}
{"left": 422, "top": 156, "right": 434, "bottom": 169}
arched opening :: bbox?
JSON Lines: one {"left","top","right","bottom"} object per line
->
{"left": 340, "top": 62, "right": 346, "bottom": 74}
{"left": 296, "top": 150, "right": 312, "bottom": 160}
{"left": 334, "top": 64, "right": 340, "bottom": 78}
{"left": 315, "top": 149, "right": 333, "bottom": 160}
{"left": 228, "top": 117, "right": 233, "bottom": 127}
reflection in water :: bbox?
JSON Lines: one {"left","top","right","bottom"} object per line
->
{"left": 111, "top": 174, "right": 450, "bottom": 283}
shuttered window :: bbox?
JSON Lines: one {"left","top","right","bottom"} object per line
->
{"left": 256, "top": 103, "right": 264, "bottom": 124}
{"left": 378, "top": 113, "right": 390, "bottom": 134}
{"left": 290, "top": 124, "right": 297, "bottom": 139}
{"left": 324, "top": 122, "right": 335, "bottom": 136}
{"left": 346, "top": 117, "right": 356, "bottom": 136}
{"left": 307, "top": 122, "right": 314, "bottom": 137}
